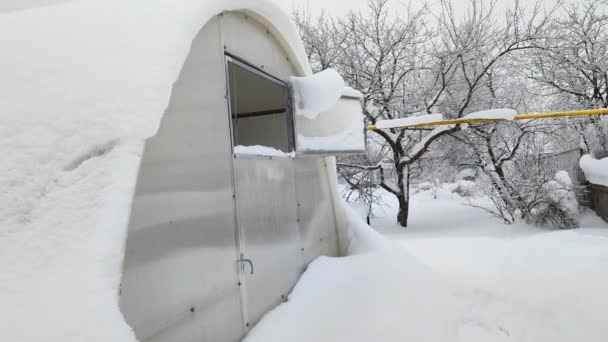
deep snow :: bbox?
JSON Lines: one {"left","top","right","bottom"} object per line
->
{"left": 376, "top": 186, "right": 608, "bottom": 341}
{"left": 244, "top": 203, "right": 460, "bottom": 342}
{"left": 0, "top": 1, "right": 314, "bottom": 341}
{"left": 246, "top": 185, "right": 608, "bottom": 342}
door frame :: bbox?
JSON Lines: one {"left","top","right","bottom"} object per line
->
{"left": 223, "top": 52, "right": 300, "bottom": 331}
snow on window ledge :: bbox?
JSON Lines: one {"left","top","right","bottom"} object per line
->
{"left": 234, "top": 145, "right": 295, "bottom": 158}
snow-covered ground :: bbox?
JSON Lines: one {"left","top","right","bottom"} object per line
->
{"left": 247, "top": 185, "right": 608, "bottom": 342}
{"left": 244, "top": 203, "right": 460, "bottom": 341}
{"left": 375, "top": 187, "right": 608, "bottom": 342}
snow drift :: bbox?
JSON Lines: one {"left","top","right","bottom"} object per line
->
{"left": 243, "top": 202, "right": 459, "bottom": 342}
{"left": 0, "top": 1, "right": 311, "bottom": 341}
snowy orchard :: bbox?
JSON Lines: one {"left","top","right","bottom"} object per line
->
{"left": 296, "top": 0, "right": 608, "bottom": 228}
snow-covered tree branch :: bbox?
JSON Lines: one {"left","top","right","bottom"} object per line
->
{"left": 296, "top": 0, "right": 560, "bottom": 227}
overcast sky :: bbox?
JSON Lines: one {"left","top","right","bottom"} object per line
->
{"left": 277, "top": 0, "right": 560, "bottom": 19}
{"left": 1, "top": 0, "right": 561, "bottom": 19}
{"left": 279, "top": 0, "right": 373, "bottom": 16}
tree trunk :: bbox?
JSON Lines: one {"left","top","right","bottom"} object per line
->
{"left": 397, "top": 193, "right": 409, "bottom": 227}
{"left": 396, "top": 164, "right": 410, "bottom": 227}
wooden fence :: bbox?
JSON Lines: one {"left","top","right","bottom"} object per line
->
{"left": 590, "top": 184, "right": 608, "bottom": 223}
{"left": 538, "top": 148, "right": 586, "bottom": 184}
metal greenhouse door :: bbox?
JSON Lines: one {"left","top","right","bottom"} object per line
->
{"left": 232, "top": 157, "right": 302, "bottom": 329}
{"left": 225, "top": 55, "right": 302, "bottom": 329}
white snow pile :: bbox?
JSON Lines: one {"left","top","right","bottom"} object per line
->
{"left": 464, "top": 108, "right": 517, "bottom": 121}
{"left": 580, "top": 155, "right": 608, "bottom": 187}
{"left": 0, "top": 1, "right": 310, "bottom": 342}
{"left": 376, "top": 113, "right": 443, "bottom": 129}
{"left": 234, "top": 145, "right": 295, "bottom": 158}
{"left": 291, "top": 68, "right": 349, "bottom": 119}
{"left": 244, "top": 203, "right": 459, "bottom": 342}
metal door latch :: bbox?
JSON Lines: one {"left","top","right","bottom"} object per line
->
{"left": 238, "top": 254, "right": 254, "bottom": 275}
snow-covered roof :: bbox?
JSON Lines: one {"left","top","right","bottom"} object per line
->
{"left": 0, "top": 1, "right": 312, "bottom": 341}
{"left": 580, "top": 155, "right": 608, "bottom": 187}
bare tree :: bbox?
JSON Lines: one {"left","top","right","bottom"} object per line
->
{"left": 295, "top": 0, "right": 556, "bottom": 227}
{"left": 447, "top": 116, "right": 583, "bottom": 228}
{"left": 292, "top": 11, "right": 347, "bottom": 71}
{"left": 526, "top": 0, "right": 608, "bottom": 155}
{"left": 337, "top": 137, "right": 391, "bottom": 223}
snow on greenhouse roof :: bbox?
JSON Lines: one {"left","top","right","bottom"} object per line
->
{"left": 0, "top": 1, "right": 311, "bottom": 341}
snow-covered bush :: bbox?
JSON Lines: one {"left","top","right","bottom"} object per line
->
{"left": 457, "top": 168, "right": 477, "bottom": 181}
{"left": 529, "top": 171, "right": 580, "bottom": 229}
{"left": 466, "top": 150, "right": 583, "bottom": 228}
{"left": 415, "top": 182, "right": 433, "bottom": 191}
{"left": 410, "top": 155, "right": 459, "bottom": 199}
{"left": 451, "top": 180, "right": 477, "bottom": 198}
{"left": 468, "top": 174, "right": 519, "bottom": 223}
{"left": 449, "top": 117, "right": 586, "bottom": 229}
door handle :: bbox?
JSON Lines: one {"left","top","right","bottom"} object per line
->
{"left": 238, "top": 254, "right": 254, "bottom": 275}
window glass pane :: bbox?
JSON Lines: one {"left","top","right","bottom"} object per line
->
{"left": 227, "top": 59, "right": 292, "bottom": 152}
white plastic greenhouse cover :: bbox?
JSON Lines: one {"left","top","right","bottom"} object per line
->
{"left": 0, "top": 1, "right": 328, "bottom": 341}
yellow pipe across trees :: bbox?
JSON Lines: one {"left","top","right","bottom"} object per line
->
{"left": 366, "top": 108, "right": 608, "bottom": 131}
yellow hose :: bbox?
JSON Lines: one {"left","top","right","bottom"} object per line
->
{"left": 366, "top": 108, "right": 608, "bottom": 131}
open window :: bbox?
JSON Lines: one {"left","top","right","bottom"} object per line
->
{"left": 290, "top": 70, "right": 366, "bottom": 155}
{"left": 226, "top": 55, "right": 294, "bottom": 155}
{"left": 293, "top": 93, "right": 366, "bottom": 154}
{"left": 226, "top": 57, "right": 365, "bottom": 156}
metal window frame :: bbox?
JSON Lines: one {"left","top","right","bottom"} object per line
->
{"left": 224, "top": 54, "right": 296, "bottom": 154}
